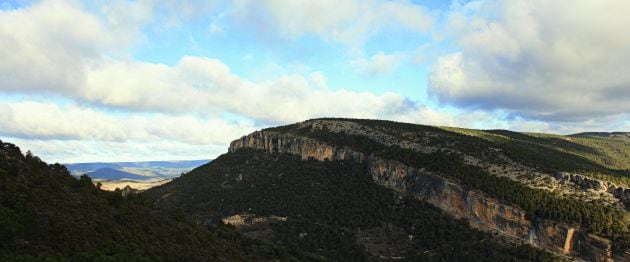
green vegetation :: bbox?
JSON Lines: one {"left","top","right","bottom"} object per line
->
{"left": 280, "top": 118, "right": 630, "bottom": 183}
{"left": 0, "top": 141, "right": 308, "bottom": 261}
{"left": 146, "top": 149, "right": 554, "bottom": 261}
{"left": 567, "top": 132, "right": 630, "bottom": 170}
{"left": 442, "top": 127, "right": 630, "bottom": 182}
{"left": 268, "top": 119, "right": 630, "bottom": 253}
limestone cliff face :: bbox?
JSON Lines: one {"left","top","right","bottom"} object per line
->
{"left": 229, "top": 130, "right": 366, "bottom": 163}
{"left": 229, "top": 130, "right": 622, "bottom": 261}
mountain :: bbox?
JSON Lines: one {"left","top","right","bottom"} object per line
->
{"left": 145, "top": 118, "right": 630, "bottom": 261}
{"left": 65, "top": 159, "right": 210, "bottom": 191}
{"left": 571, "top": 132, "right": 630, "bottom": 140}
{"left": 65, "top": 159, "right": 210, "bottom": 178}
{"left": 84, "top": 167, "right": 147, "bottom": 180}
{"left": 66, "top": 159, "right": 210, "bottom": 173}
{"left": 0, "top": 141, "right": 309, "bottom": 260}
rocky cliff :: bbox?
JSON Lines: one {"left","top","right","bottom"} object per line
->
{"left": 229, "top": 129, "right": 628, "bottom": 261}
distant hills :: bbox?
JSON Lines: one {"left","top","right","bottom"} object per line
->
{"left": 65, "top": 159, "right": 210, "bottom": 179}
{"left": 64, "top": 159, "right": 209, "bottom": 190}
{"left": 85, "top": 167, "right": 146, "bottom": 180}
{"left": 571, "top": 132, "right": 630, "bottom": 139}
{"left": 64, "top": 159, "right": 210, "bottom": 191}
{"left": 66, "top": 159, "right": 210, "bottom": 173}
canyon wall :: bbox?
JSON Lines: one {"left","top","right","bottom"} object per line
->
{"left": 229, "top": 130, "right": 626, "bottom": 261}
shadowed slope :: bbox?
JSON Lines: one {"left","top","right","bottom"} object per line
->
{"left": 0, "top": 140, "right": 309, "bottom": 261}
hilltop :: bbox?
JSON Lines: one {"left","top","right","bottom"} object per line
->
{"left": 146, "top": 118, "right": 630, "bottom": 261}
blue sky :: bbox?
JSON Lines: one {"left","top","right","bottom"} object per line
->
{"left": 0, "top": 0, "right": 628, "bottom": 163}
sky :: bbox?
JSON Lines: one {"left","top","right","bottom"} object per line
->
{"left": 0, "top": 0, "right": 629, "bottom": 163}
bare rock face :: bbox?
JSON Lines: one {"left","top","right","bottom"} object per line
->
{"left": 229, "top": 129, "right": 625, "bottom": 261}
{"left": 229, "top": 130, "right": 366, "bottom": 162}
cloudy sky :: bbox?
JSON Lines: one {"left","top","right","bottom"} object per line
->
{"left": 0, "top": 0, "right": 628, "bottom": 163}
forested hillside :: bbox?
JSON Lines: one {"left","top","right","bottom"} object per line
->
{"left": 146, "top": 149, "right": 554, "bottom": 261}
{"left": 224, "top": 118, "right": 630, "bottom": 260}
{"left": 0, "top": 141, "right": 307, "bottom": 261}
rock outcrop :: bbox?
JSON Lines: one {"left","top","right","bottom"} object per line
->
{"left": 221, "top": 213, "right": 287, "bottom": 240}
{"left": 229, "top": 129, "right": 626, "bottom": 261}
{"left": 120, "top": 185, "right": 140, "bottom": 198}
{"left": 555, "top": 172, "right": 630, "bottom": 207}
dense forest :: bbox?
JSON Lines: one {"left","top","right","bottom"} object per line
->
{"left": 146, "top": 149, "right": 554, "bottom": 261}
{"left": 0, "top": 141, "right": 309, "bottom": 261}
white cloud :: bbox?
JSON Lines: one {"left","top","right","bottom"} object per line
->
{"left": 98, "top": 0, "right": 154, "bottom": 48}
{"left": 393, "top": 107, "right": 507, "bottom": 131}
{"left": 0, "top": 0, "right": 426, "bottom": 125}
{"left": 1, "top": 39, "right": 419, "bottom": 124}
{"left": 380, "top": 1, "right": 434, "bottom": 33}
{"left": 0, "top": 0, "right": 222, "bottom": 99}
{"left": 0, "top": 1, "right": 436, "bottom": 152}
{"left": 4, "top": 138, "right": 227, "bottom": 164}
{"left": 0, "top": 101, "right": 256, "bottom": 146}
{"left": 310, "top": 71, "right": 327, "bottom": 89}
{"left": 351, "top": 51, "right": 404, "bottom": 76}
{"left": 390, "top": 106, "right": 459, "bottom": 127}
{"left": 0, "top": 0, "right": 388, "bottom": 124}
{"left": 0, "top": 1, "right": 111, "bottom": 94}
{"left": 233, "top": 0, "right": 433, "bottom": 49}
{"left": 429, "top": 0, "right": 630, "bottom": 122}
